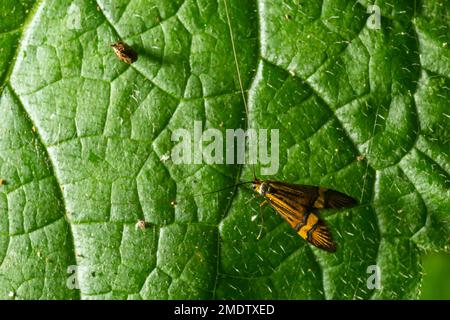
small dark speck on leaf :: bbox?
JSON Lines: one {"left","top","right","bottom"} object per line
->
{"left": 135, "top": 219, "right": 147, "bottom": 230}
{"left": 111, "top": 41, "right": 138, "bottom": 64}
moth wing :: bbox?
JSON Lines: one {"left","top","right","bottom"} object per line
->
{"left": 267, "top": 180, "right": 357, "bottom": 210}
{"left": 264, "top": 193, "right": 306, "bottom": 226}
{"left": 265, "top": 193, "right": 336, "bottom": 252}
{"left": 266, "top": 181, "right": 319, "bottom": 207}
{"left": 322, "top": 189, "right": 357, "bottom": 209}
{"left": 307, "top": 219, "right": 336, "bottom": 252}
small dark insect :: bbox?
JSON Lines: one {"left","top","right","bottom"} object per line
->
{"left": 0, "top": 179, "right": 5, "bottom": 186}
{"left": 135, "top": 219, "right": 147, "bottom": 231}
{"left": 111, "top": 41, "right": 138, "bottom": 64}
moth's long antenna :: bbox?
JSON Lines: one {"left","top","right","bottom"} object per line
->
{"left": 190, "top": 181, "right": 254, "bottom": 198}
{"left": 224, "top": 0, "right": 248, "bottom": 116}
{"left": 223, "top": 0, "right": 257, "bottom": 180}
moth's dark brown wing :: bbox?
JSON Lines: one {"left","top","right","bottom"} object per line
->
{"left": 267, "top": 180, "right": 356, "bottom": 210}
{"left": 322, "top": 189, "right": 357, "bottom": 209}
{"left": 266, "top": 180, "right": 319, "bottom": 207}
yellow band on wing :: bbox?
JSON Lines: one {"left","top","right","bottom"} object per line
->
{"left": 298, "top": 213, "right": 319, "bottom": 240}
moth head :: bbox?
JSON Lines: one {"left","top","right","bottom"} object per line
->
{"left": 259, "top": 182, "right": 271, "bottom": 195}
{"left": 252, "top": 179, "right": 261, "bottom": 193}
{"left": 252, "top": 179, "right": 271, "bottom": 195}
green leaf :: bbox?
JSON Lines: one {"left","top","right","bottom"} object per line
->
{"left": 420, "top": 252, "right": 450, "bottom": 299}
{"left": 0, "top": 0, "right": 448, "bottom": 300}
